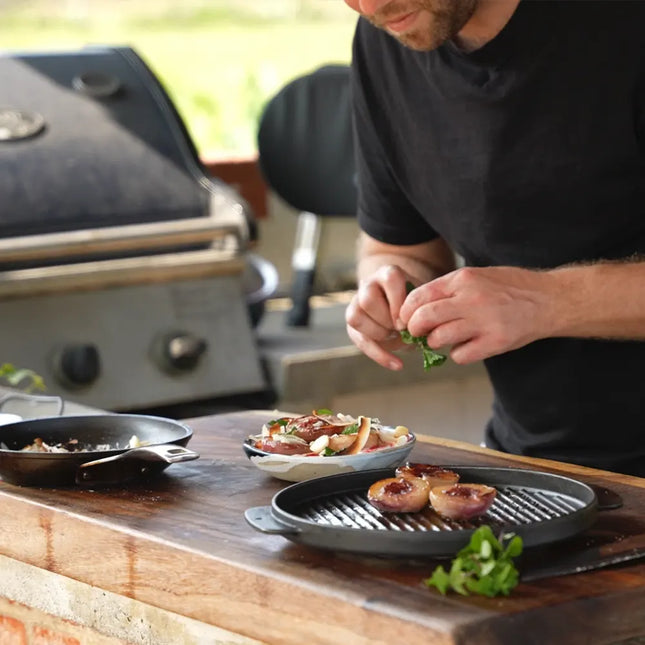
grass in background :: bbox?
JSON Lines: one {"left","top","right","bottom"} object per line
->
{"left": 0, "top": 0, "right": 357, "bottom": 157}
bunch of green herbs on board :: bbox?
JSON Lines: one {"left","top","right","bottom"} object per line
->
{"left": 400, "top": 281, "right": 447, "bottom": 371}
{"left": 425, "top": 525, "right": 523, "bottom": 597}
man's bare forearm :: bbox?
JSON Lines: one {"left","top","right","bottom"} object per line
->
{"left": 356, "top": 232, "right": 456, "bottom": 284}
{"left": 547, "top": 259, "right": 645, "bottom": 339}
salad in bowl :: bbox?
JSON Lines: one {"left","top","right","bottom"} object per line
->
{"left": 243, "top": 409, "right": 416, "bottom": 482}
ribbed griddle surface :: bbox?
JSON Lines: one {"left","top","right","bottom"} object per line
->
{"left": 298, "top": 484, "right": 586, "bottom": 533}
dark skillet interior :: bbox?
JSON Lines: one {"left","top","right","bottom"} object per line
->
{"left": 0, "top": 414, "right": 192, "bottom": 487}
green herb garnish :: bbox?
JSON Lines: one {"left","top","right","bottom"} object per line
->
{"left": 342, "top": 423, "right": 359, "bottom": 435}
{"left": 267, "top": 418, "right": 289, "bottom": 428}
{"left": 424, "top": 526, "right": 523, "bottom": 598}
{"left": 400, "top": 281, "right": 447, "bottom": 371}
{"left": 322, "top": 447, "right": 337, "bottom": 457}
{"left": 314, "top": 408, "right": 333, "bottom": 415}
{"left": 267, "top": 418, "right": 288, "bottom": 426}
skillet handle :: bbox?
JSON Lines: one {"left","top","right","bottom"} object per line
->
{"left": 75, "top": 444, "right": 199, "bottom": 486}
{"left": 244, "top": 506, "right": 299, "bottom": 535}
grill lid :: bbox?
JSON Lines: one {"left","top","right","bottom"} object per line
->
{"left": 245, "top": 467, "right": 598, "bottom": 557}
{"left": 0, "top": 46, "right": 211, "bottom": 238}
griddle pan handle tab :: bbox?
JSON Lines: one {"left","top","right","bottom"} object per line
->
{"left": 244, "top": 506, "right": 300, "bottom": 536}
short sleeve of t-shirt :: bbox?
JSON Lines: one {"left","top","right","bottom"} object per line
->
{"left": 351, "top": 19, "right": 439, "bottom": 246}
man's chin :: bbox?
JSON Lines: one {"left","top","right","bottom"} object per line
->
{"left": 383, "top": 13, "right": 450, "bottom": 52}
{"left": 391, "top": 30, "right": 444, "bottom": 52}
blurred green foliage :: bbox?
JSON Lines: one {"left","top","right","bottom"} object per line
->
{"left": 0, "top": 0, "right": 356, "bottom": 157}
{"left": 0, "top": 364, "right": 46, "bottom": 393}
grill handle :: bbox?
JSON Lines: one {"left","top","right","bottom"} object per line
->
{"left": 0, "top": 217, "right": 244, "bottom": 265}
{"left": 245, "top": 506, "right": 300, "bottom": 536}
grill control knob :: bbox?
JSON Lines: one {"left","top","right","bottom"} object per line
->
{"left": 158, "top": 332, "right": 208, "bottom": 372}
{"left": 55, "top": 344, "right": 101, "bottom": 388}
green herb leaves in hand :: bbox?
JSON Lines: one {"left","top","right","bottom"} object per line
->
{"left": 400, "top": 282, "right": 446, "bottom": 371}
{"left": 399, "top": 330, "right": 447, "bottom": 371}
{"left": 424, "top": 525, "right": 523, "bottom": 598}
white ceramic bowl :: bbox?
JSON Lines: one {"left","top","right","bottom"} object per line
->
{"left": 242, "top": 433, "right": 416, "bottom": 482}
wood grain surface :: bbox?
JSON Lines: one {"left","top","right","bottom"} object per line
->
{"left": 0, "top": 409, "right": 644, "bottom": 645}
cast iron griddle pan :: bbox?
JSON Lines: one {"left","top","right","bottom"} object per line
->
{"left": 245, "top": 466, "right": 598, "bottom": 557}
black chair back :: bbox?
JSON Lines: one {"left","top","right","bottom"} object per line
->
{"left": 257, "top": 64, "right": 357, "bottom": 326}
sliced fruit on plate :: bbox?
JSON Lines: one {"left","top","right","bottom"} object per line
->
{"left": 367, "top": 475, "right": 431, "bottom": 513}
{"left": 429, "top": 483, "right": 497, "bottom": 521}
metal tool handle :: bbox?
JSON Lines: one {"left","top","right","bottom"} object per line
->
{"left": 287, "top": 211, "right": 321, "bottom": 327}
{"left": 521, "top": 545, "right": 645, "bottom": 582}
{"left": 244, "top": 506, "right": 299, "bottom": 535}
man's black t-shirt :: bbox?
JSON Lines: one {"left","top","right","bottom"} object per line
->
{"left": 351, "top": 1, "right": 645, "bottom": 475}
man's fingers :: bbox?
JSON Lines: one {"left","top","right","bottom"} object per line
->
{"left": 355, "top": 270, "right": 406, "bottom": 330}
{"left": 373, "top": 264, "right": 409, "bottom": 325}
{"left": 401, "top": 273, "right": 453, "bottom": 311}
{"left": 405, "top": 297, "right": 459, "bottom": 338}
{"left": 449, "top": 338, "right": 487, "bottom": 365}
{"left": 345, "top": 265, "right": 417, "bottom": 370}
{"left": 346, "top": 313, "right": 396, "bottom": 343}
{"left": 345, "top": 295, "right": 391, "bottom": 342}
{"left": 353, "top": 281, "right": 388, "bottom": 327}
{"left": 346, "top": 326, "right": 404, "bottom": 371}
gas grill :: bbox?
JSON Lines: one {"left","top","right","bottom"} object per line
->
{"left": 0, "top": 46, "right": 269, "bottom": 411}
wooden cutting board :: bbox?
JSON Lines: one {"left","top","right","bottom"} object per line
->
{"left": 0, "top": 409, "right": 644, "bottom": 645}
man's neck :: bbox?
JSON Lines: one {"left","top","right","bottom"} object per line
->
{"left": 454, "top": 0, "right": 522, "bottom": 52}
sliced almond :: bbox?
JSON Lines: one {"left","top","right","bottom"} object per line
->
{"left": 309, "top": 434, "right": 329, "bottom": 454}
{"left": 345, "top": 416, "right": 371, "bottom": 455}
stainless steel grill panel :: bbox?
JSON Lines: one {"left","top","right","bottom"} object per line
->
{"left": 0, "top": 46, "right": 266, "bottom": 412}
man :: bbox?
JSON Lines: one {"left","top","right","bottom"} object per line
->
{"left": 342, "top": 0, "right": 645, "bottom": 475}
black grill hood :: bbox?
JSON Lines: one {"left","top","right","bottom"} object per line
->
{"left": 0, "top": 46, "right": 216, "bottom": 243}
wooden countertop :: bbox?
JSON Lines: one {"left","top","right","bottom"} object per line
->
{"left": 0, "top": 409, "right": 644, "bottom": 645}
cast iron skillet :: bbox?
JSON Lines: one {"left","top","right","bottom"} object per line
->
{"left": 0, "top": 414, "right": 197, "bottom": 487}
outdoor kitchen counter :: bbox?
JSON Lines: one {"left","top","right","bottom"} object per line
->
{"left": 0, "top": 410, "right": 645, "bottom": 645}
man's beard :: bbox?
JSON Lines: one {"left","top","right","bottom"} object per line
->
{"left": 369, "top": 0, "right": 478, "bottom": 51}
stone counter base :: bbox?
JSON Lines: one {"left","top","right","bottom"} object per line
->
{"left": 0, "top": 555, "right": 264, "bottom": 645}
